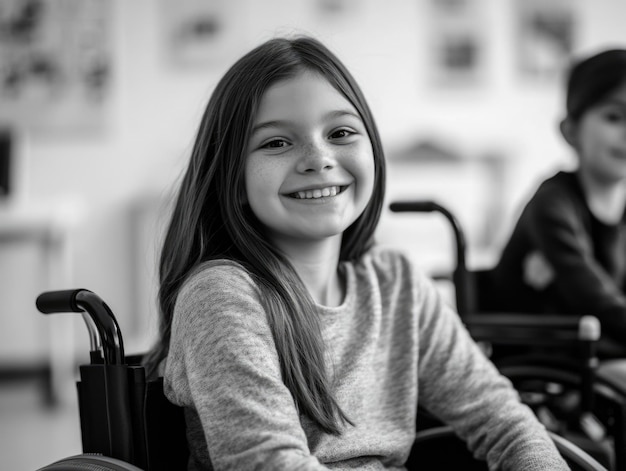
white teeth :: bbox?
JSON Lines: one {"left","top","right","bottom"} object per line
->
{"left": 293, "top": 186, "right": 341, "bottom": 199}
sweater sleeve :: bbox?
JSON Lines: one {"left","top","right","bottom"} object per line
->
{"left": 164, "top": 262, "right": 328, "bottom": 471}
{"left": 415, "top": 270, "right": 569, "bottom": 471}
{"left": 526, "top": 187, "right": 626, "bottom": 332}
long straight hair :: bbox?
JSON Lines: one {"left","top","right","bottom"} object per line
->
{"left": 146, "top": 36, "right": 386, "bottom": 435}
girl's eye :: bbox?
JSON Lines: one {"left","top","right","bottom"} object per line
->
{"left": 261, "top": 139, "right": 288, "bottom": 149}
{"left": 330, "top": 128, "right": 355, "bottom": 140}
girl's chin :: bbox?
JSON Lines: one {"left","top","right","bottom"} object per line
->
{"left": 284, "top": 227, "right": 349, "bottom": 243}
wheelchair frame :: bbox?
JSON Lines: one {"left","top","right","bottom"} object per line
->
{"left": 390, "top": 199, "right": 626, "bottom": 471}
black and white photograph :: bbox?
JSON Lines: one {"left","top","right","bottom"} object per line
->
{"left": 1, "top": 1, "right": 626, "bottom": 470}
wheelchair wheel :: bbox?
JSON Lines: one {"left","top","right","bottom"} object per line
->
{"left": 36, "top": 454, "right": 144, "bottom": 471}
{"left": 500, "top": 364, "right": 620, "bottom": 470}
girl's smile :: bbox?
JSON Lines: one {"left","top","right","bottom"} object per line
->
{"left": 245, "top": 70, "right": 375, "bottom": 247}
{"left": 286, "top": 184, "right": 349, "bottom": 199}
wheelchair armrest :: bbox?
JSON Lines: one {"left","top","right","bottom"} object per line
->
{"left": 464, "top": 313, "right": 601, "bottom": 415}
{"left": 463, "top": 313, "right": 598, "bottom": 346}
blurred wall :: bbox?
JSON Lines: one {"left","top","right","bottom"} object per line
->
{"left": 2, "top": 0, "right": 626, "bottom": 359}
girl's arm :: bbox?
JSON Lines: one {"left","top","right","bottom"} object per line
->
{"left": 164, "top": 262, "right": 328, "bottom": 471}
{"left": 415, "top": 271, "right": 569, "bottom": 471}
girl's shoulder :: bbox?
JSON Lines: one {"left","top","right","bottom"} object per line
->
{"left": 533, "top": 171, "right": 580, "bottom": 202}
{"left": 356, "top": 246, "right": 425, "bottom": 284}
{"left": 529, "top": 171, "right": 589, "bottom": 221}
{"left": 172, "top": 259, "right": 270, "bottom": 337}
{"left": 361, "top": 245, "right": 412, "bottom": 267}
{"left": 178, "top": 259, "right": 260, "bottom": 303}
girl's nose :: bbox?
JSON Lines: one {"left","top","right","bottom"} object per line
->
{"left": 297, "top": 141, "right": 336, "bottom": 173}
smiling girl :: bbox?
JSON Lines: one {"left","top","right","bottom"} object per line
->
{"left": 145, "top": 36, "right": 568, "bottom": 470}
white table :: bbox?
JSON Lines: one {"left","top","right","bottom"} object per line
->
{"left": 0, "top": 200, "right": 82, "bottom": 406}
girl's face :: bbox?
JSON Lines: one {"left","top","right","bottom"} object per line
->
{"left": 575, "top": 81, "right": 626, "bottom": 183}
{"left": 244, "top": 71, "right": 375, "bottom": 248}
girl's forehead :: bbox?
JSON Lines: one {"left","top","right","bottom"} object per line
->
{"left": 253, "top": 71, "right": 357, "bottom": 123}
{"left": 264, "top": 71, "right": 349, "bottom": 104}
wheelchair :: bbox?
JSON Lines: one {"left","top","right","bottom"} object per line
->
{"left": 34, "top": 289, "right": 188, "bottom": 471}
{"left": 34, "top": 287, "right": 610, "bottom": 470}
{"left": 390, "top": 200, "right": 626, "bottom": 471}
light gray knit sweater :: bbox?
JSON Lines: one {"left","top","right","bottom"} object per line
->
{"left": 164, "top": 247, "right": 569, "bottom": 470}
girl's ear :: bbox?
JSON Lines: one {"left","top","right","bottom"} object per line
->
{"left": 559, "top": 118, "right": 579, "bottom": 148}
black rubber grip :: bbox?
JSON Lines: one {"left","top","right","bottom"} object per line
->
{"left": 389, "top": 201, "right": 438, "bottom": 212}
{"left": 36, "top": 289, "right": 88, "bottom": 314}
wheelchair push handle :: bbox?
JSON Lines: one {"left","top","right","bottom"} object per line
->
{"left": 388, "top": 200, "right": 468, "bottom": 262}
{"left": 36, "top": 289, "right": 125, "bottom": 365}
{"left": 390, "top": 199, "right": 475, "bottom": 314}
{"left": 36, "top": 288, "right": 85, "bottom": 314}
{"left": 389, "top": 200, "right": 441, "bottom": 213}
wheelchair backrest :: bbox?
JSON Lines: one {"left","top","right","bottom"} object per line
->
{"left": 76, "top": 362, "right": 188, "bottom": 470}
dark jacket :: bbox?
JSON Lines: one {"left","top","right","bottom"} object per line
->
{"left": 491, "top": 171, "right": 626, "bottom": 343}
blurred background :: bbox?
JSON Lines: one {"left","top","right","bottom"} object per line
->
{"left": 0, "top": 0, "right": 625, "bottom": 469}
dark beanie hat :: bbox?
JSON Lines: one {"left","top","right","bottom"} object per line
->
{"left": 565, "top": 49, "right": 626, "bottom": 121}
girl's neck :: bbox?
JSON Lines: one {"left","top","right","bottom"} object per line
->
{"left": 274, "top": 235, "right": 344, "bottom": 307}
{"left": 578, "top": 171, "right": 626, "bottom": 224}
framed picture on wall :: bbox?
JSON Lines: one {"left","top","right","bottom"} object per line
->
{"left": 0, "top": 0, "right": 112, "bottom": 134}
{"left": 426, "top": 0, "right": 486, "bottom": 87}
{"left": 315, "top": 0, "right": 359, "bottom": 18}
{"left": 514, "top": 0, "right": 577, "bottom": 81}
{"left": 160, "top": 0, "right": 247, "bottom": 67}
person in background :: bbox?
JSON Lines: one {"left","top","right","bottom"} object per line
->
{"left": 491, "top": 49, "right": 626, "bottom": 353}
{"left": 145, "top": 35, "right": 568, "bottom": 470}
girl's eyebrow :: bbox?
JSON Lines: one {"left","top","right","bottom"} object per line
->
{"left": 251, "top": 109, "right": 362, "bottom": 135}
{"left": 325, "top": 109, "right": 362, "bottom": 121}
{"left": 251, "top": 119, "right": 290, "bottom": 135}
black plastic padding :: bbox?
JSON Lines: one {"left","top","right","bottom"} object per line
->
{"left": 389, "top": 201, "right": 438, "bottom": 213}
{"left": 36, "top": 289, "right": 89, "bottom": 314}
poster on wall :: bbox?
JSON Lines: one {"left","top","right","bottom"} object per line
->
{"left": 315, "top": 0, "right": 359, "bottom": 18}
{"left": 515, "top": 0, "right": 577, "bottom": 81}
{"left": 0, "top": 0, "right": 112, "bottom": 134}
{"left": 426, "top": 0, "right": 486, "bottom": 87}
{"left": 160, "top": 0, "right": 247, "bottom": 67}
